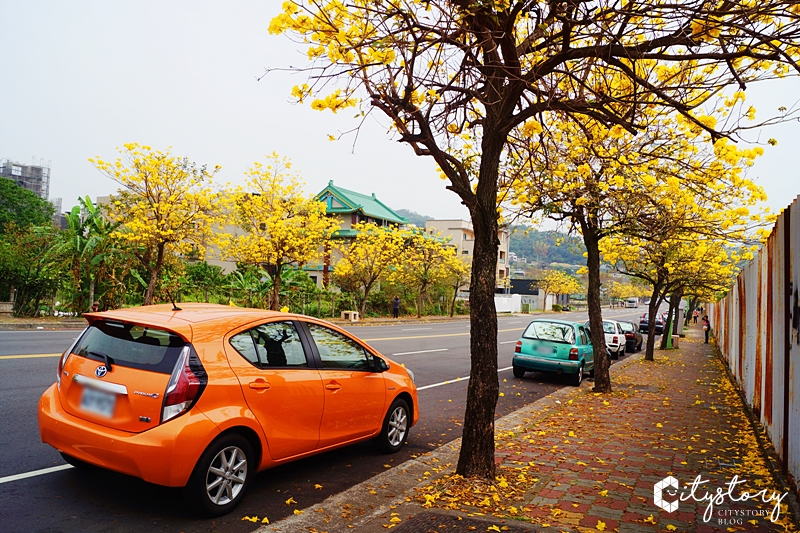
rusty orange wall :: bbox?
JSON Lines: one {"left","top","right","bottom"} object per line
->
{"left": 709, "top": 195, "right": 799, "bottom": 498}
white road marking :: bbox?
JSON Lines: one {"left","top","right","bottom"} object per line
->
{"left": 392, "top": 348, "right": 448, "bottom": 356}
{"left": 0, "top": 464, "right": 73, "bottom": 485}
{"left": 507, "top": 320, "right": 522, "bottom": 324}
{"left": 499, "top": 340, "right": 517, "bottom": 344}
{"left": 401, "top": 327, "right": 433, "bottom": 331}
{"left": 417, "top": 366, "right": 513, "bottom": 391}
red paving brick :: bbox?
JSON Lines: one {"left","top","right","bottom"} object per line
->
{"left": 482, "top": 325, "right": 800, "bottom": 532}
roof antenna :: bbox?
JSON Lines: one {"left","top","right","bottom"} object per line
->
{"left": 166, "top": 290, "right": 182, "bottom": 311}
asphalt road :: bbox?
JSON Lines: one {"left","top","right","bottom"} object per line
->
{"left": 0, "top": 308, "right": 647, "bottom": 533}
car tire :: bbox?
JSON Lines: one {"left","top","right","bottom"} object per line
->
{"left": 60, "top": 451, "right": 94, "bottom": 469}
{"left": 512, "top": 365, "right": 526, "bottom": 378}
{"left": 610, "top": 348, "right": 619, "bottom": 360}
{"left": 377, "top": 398, "right": 410, "bottom": 454}
{"left": 184, "top": 434, "right": 254, "bottom": 517}
{"left": 571, "top": 364, "right": 583, "bottom": 386}
{"left": 637, "top": 341, "right": 642, "bottom": 351}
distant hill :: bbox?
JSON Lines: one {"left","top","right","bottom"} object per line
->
{"left": 394, "top": 208, "right": 431, "bottom": 228}
{"left": 509, "top": 225, "right": 586, "bottom": 266}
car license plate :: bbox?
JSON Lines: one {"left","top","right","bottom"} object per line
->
{"left": 80, "top": 387, "right": 116, "bottom": 418}
{"left": 537, "top": 346, "right": 553, "bottom": 355}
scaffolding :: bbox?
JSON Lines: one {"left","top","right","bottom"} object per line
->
{"left": 0, "top": 157, "right": 51, "bottom": 199}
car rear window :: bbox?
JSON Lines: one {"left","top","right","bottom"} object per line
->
{"left": 602, "top": 322, "right": 616, "bottom": 334}
{"left": 72, "top": 321, "right": 186, "bottom": 374}
{"left": 522, "top": 322, "right": 576, "bottom": 344}
{"left": 618, "top": 322, "right": 634, "bottom": 332}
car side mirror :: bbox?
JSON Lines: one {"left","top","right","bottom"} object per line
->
{"left": 368, "top": 354, "right": 389, "bottom": 372}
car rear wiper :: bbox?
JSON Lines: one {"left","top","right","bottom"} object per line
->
{"left": 522, "top": 329, "right": 540, "bottom": 340}
{"left": 88, "top": 350, "right": 114, "bottom": 371}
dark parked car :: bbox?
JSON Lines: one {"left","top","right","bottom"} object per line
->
{"left": 618, "top": 321, "right": 643, "bottom": 352}
{"left": 639, "top": 312, "right": 664, "bottom": 335}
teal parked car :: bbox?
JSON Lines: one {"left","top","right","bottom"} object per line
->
{"left": 512, "top": 319, "right": 594, "bottom": 386}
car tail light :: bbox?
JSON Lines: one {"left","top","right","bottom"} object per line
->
{"left": 162, "top": 345, "right": 207, "bottom": 423}
{"left": 514, "top": 341, "right": 521, "bottom": 353}
{"left": 569, "top": 348, "right": 579, "bottom": 360}
{"left": 56, "top": 332, "right": 83, "bottom": 391}
{"left": 625, "top": 333, "right": 634, "bottom": 338}
{"left": 612, "top": 336, "right": 619, "bottom": 344}
{"left": 56, "top": 350, "right": 70, "bottom": 390}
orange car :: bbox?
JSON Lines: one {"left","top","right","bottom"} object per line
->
{"left": 39, "top": 303, "right": 418, "bottom": 516}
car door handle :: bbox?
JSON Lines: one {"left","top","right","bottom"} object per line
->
{"left": 249, "top": 379, "right": 271, "bottom": 390}
{"left": 325, "top": 382, "right": 341, "bottom": 391}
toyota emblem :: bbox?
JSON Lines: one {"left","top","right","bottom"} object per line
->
{"left": 95, "top": 365, "right": 108, "bottom": 378}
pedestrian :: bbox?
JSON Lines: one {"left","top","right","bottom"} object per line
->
{"left": 91, "top": 301, "right": 100, "bottom": 312}
{"left": 392, "top": 295, "right": 400, "bottom": 319}
{"left": 692, "top": 309, "right": 699, "bottom": 324}
{"left": 702, "top": 315, "right": 710, "bottom": 343}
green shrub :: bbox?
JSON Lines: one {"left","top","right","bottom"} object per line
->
{"left": 552, "top": 304, "right": 562, "bottom": 312}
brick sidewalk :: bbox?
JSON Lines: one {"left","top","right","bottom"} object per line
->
{"left": 411, "top": 325, "right": 798, "bottom": 532}
{"left": 261, "top": 325, "right": 798, "bottom": 533}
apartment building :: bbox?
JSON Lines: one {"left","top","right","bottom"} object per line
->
{"left": 423, "top": 219, "right": 510, "bottom": 290}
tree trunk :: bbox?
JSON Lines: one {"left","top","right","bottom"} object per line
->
{"left": 359, "top": 280, "right": 375, "bottom": 318}
{"left": 455, "top": 139, "right": 501, "bottom": 480}
{"left": 88, "top": 277, "right": 95, "bottom": 311}
{"left": 685, "top": 296, "right": 698, "bottom": 326}
{"left": 644, "top": 287, "right": 664, "bottom": 361}
{"left": 143, "top": 244, "right": 165, "bottom": 305}
{"left": 417, "top": 291, "right": 423, "bottom": 318}
{"left": 660, "top": 287, "right": 682, "bottom": 349}
{"left": 271, "top": 263, "right": 282, "bottom": 311}
{"left": 450, "top": 285, "right": 458, "bottom": 317}
{"left": 581, "top": 227, "right": 611, "bottom": 392}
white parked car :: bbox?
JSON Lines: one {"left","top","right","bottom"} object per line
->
{"left": 584, "top": 319, "right": 626, "bottom": 359}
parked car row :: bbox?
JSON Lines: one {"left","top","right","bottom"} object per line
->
{"left": 512, "top": 318, "right": 645, "bottom": 387}
{"left": 638, "top": 311, "right": 670, "bottom": 335}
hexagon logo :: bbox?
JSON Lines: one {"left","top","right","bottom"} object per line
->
{"left": 654, "top": 476, "right": 680, "bottom": 513}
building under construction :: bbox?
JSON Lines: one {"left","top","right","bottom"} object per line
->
{"left": 0, "top": 158, "right": 51, "bottom": 199}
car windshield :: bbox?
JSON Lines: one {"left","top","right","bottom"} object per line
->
{"left": 522, "top": 322, "right": 575, "bottom": 344}
{"left": 72, "top": 321, "right": 186, "bottom": 374}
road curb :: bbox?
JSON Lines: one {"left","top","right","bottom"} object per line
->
{"left": 0, "top": 321, "right": 86, "bottom": 331}
{"left": 257, "top": 351, "right": 644, "bottom": 532}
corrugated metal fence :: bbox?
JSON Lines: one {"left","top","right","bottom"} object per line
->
{"left": 709, "top": 195, "right": 800, "bottom": 497}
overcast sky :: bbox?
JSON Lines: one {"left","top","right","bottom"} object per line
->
{"left": 2, "top": 1, "right": 799, "bottom": 223}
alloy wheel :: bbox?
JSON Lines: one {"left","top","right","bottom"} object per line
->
{"left": 205, "top": 445, "right": 248, "bottom": 506}
{"left": 387, "top": 405, "right": 408, "bottom": 447}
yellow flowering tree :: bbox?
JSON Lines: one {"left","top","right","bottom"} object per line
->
{"left": 89, "top": 143, "right": 227, "bottom": 305}
{"left": 395, "top": 231, "right": 458, "bottom": 318}
{"left": 332, "top": 221, "right": 407, "bottom": 317}
{"left": 222, "top": 154, "right": 338, "bottom": 310}
{"left": 269, "top": 0, "right": 800, "bottom": 478}
{"left": 442, "top": 254, "right": 471, "bottom": 317}
{"left": 537, "top": 270, "right": 582, "bottom": 311}
{"left": 608, "top": 232, "right": 742, "bottom": 359}
{"left": 507, "top": 108, "right": 768, "bottom": 390}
